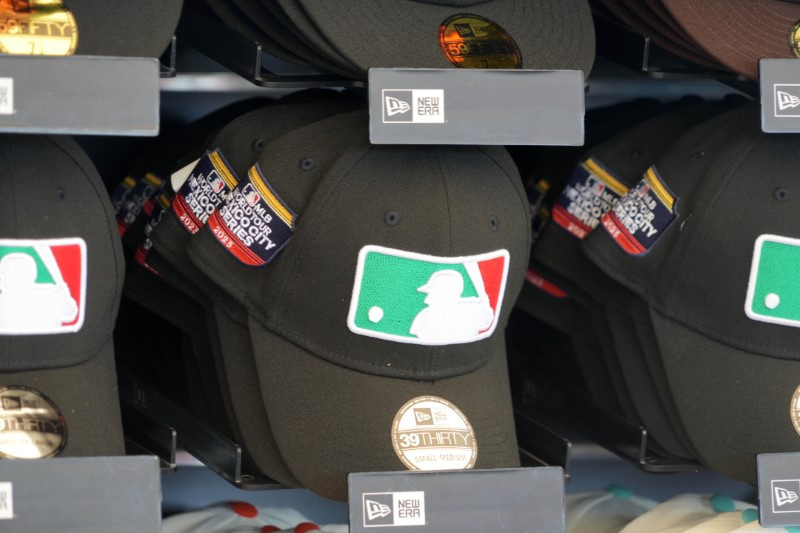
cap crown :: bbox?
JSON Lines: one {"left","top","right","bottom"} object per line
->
{"left": 0, "top": 136, "right": 123, "bottom": 370}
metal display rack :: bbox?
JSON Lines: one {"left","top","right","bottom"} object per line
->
{"left": 118, "top": 370, "right": 281, "bottom": 491}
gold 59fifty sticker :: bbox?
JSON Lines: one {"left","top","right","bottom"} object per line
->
{"left": 0, "top": 0, "right": 77, "bottom": 56}
{"left": 438, "top": 14, "right": 521, "bottom": 69}
{"left": 391, "top": 395, "right": 477, "bottom": 471}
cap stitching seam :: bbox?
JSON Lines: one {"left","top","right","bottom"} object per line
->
{"left": 258, "top": 318, "right": 491, "bottom": 378}
{"left": 652, "top": 305, "right": 800, "bottom": 361}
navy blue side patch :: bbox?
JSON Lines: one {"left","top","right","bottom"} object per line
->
{"left": 600, "top": 166, "right": 677, "bottom": 255}
{"left": 551, "top": 158, "right": 628, "bottom": 240}
{"left": 206, "top": 164, "right": 296, "bottom": 267}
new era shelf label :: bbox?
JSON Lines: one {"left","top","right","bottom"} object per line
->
{"left": 369, "top": 68, "right": 584, "bottom": 145}
{"left": 0, "top": 482, "right": 12, "bottom": 520}
{"left": 758, "top": 453, "right": 800, "bottom": 526}
{"left": 0, "top": 78, "right": 13, "bottom": 115}
{"left": 348, "top": 467, "right": 565, "bottom": 532}
{"left": 0, "top": 456, "right": 160, "bottom": 532}
{"left": 0, "top": 56, "right": 158, "bottom": 136}
{"left": 760, "top": 59, "right": 800, "bottom": 133}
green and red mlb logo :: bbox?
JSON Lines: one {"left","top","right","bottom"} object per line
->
{"left": 745, "top": 235, "right": 800, "bottom": 327}
{"left": 0, "top": 238, "right": 86, "bottom": 335}
{"left": 348, "top": 245, "right": 509, "bottom": 345}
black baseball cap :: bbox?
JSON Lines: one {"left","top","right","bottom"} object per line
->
{"left": 148, "top": 99, "right": 363, "bottom": 487}
{"left": 0, "top": 135, "right": 124, "bottom": 458}
{"left": 196, "top": 0, "right": 358, "bottom": 76}
{"left": 268, "top": 0, "right": 362, "bottom": 74}
{"left": 117, "top": 99, "right": 279, "bottom": 440}
{"left": 582, "top": 104, "right": 800, "bottom": 482}
{"left": 0, "top": 0, "right": 182, "bottom": 58}
{"left": 187, "top": 118, "right": 530, "bottom": 501}
{"left": 276, "top": 0, "right": 595, "bottom": 76}
{"left": 533, "top": 103, "right": 736, "bottom": 458}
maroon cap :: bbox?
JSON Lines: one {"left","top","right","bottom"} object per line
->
{"left": 662, "top": 0, "right": 800, "bottom": 79}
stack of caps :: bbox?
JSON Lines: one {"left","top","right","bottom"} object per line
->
{"left": 591, "top": 0, "right": 800, "bottom": 79}
{"left": 189, "top": 0, "right": 596, "bottom": 78}
{"left": 520, "top": 98, "right": 800, "bottom": 483}
{"left": 0, "top": 0, "right": 182, "bottom": 58}
{"left": 114, "top": 91, "right": 531, "bottom": 501}
{"left": 0, "top": 135, "right": 125, "bottom": 460}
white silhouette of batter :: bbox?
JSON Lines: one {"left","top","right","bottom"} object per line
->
{"left": 409, "top": 269, "right": 493, "bottom": 341}
{"left": 0, "top": 253, "right": 78, "bottom": 330}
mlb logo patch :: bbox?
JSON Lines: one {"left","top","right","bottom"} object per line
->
{"left": 745, "top": 234, "right": 800, "bottom": 327}
{"left": 348, "top": 245, "right": 509, "bottom": 345}
{"left": 0, "top": 238, "right": 86, "bottom": 335}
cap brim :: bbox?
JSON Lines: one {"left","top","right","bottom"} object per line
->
{"left": 650, "top": 307, "right": 800, "bottom": 483}
{"left": 211, "top": 304, "right": 301, "bottom": 487}
{"left": 628, "top": 297, "right": 699, "bottom": 458}
{"left": 298, "top": 0, "right": 595, "bottom": 75}
{"left": 604, "top": 302, "right": 693, "bottom": 458}
{"left": 0, "top": 335, "right": 123, "bottom": 457}
{"left": 270, "top": 0, "right": 362, "bottom": 73}
{"left": 249, "top": 317, "right": 520, "bottom": 501}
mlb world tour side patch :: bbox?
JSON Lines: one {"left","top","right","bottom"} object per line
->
{"left": 600, "top": 165, "right": 677, "bottom": 255}
{"left": 171, "top": 149, "right": 238, "bottom": 234}
{"left": 347, "top": 246, "right": 509, "bottom": 345}
{"left": 207, "top": 164, "right": 295, "bottom": 267}
{"left": 0, "top": 238, "right": 86, "bottom": 335}
{"left": 135, "top": 191, "right": 173, "bottom": 275}
{"left": 116, "top": 172, "right": 163, "bottom": 237}
{"left": 552, "top": 157, "right": 628, "bottom": 240}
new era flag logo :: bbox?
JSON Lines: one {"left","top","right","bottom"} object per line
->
{"left": 774, "top": 85, "right": 800, "bottom": 117}
{"left": 365, "top": 500, "right": 392, "bottom": 520}
{"left": 348, "top": 246, "right": 509, "bottom": 345}
{"left": 385, "top": 96, "right": 411, "bottom": 117}
{"left": 0, "top": 238, "right": 86, "bottom": 335}
{"left": 778, "top": 90, "right": 800, "bottom": 110}
{"left": 776, "top": 486, "right": 799, "bottom": 507}
{"left": 362, "top": 491, "right": 426, "bottom": 527}
{"left": 745, "top": 235, "right": 800, "bottom": 327}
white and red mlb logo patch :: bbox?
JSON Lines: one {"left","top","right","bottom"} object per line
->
{"left": 0, "top": 238, "right": 87, "bottom": 335}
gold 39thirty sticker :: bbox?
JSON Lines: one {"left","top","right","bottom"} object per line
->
{"left": 438, "top": 14, "right": 521, "bottom": 69}
{"left": 0, "top": 0, "right": 77, "bottom": 56}
{"left": 391, "top": 395, "right": 477, "bottom": 471}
